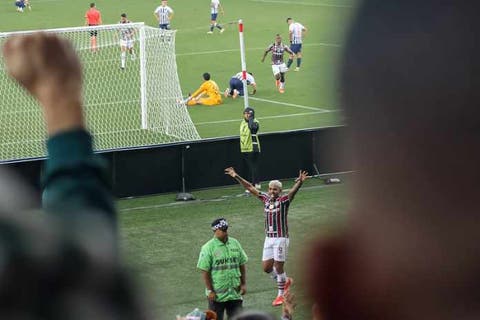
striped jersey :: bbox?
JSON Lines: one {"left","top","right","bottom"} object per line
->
{"left": 233, "top": 72, "right": 256, "bottom": 85}
{"left": 265, "top": 42, "right": 291, "bottom": 65}
{"left": 258, "top": 192, "right": 290, "bottom": 238}
{"left": 211, "top": 0, "right": 221, "bottom": 14}
{"left": 154, "top": 5, "right": 173, "bottom": 24}
{"left": 289, "top": 22, "right": 305, "bottom": 44}
{"left": 118, "top": 20, "right": 134, "bottom": 40}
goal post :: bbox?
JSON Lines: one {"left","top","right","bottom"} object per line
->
{"left": 0, "top": 23, "right": 199, "bottom": 162}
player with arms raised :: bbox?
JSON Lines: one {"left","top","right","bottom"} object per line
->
{"left": 119, "top": 13, "right": 136, "bottom": 70}
{"left": 261, "top": 34, "right": 294, "bottom": 94}
{"left": 224, "top": 167, "right": 310, "bottom": 306}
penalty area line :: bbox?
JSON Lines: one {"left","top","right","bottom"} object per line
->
{"left": 249, "top": 97, "right": 335, "bottom": 112}
{"left": 195, "top": 110, "right": 337, "bottom": 126}
{"left": 249, "top": 0, "right": 354, "bottom": 8}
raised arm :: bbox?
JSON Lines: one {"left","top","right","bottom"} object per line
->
{"left": 224, "top": 167, "right": 260, "bottom": 197}
{"left": 288, "top": 170, "right": 309, "bottom": 202}
{"left": 3, "top": 33, "right": 115, "bottom": 225}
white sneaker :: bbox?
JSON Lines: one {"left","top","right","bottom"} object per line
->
{"left": 294, "top": 67, "right": 300, "bottom": 71}
{"left": 220, "top": 28, "right": 225, "bottom": 33}
{"left": 224, "top": 88, "right": 230, "bottom": 97}
{"left": 255, "top": 184, "right": 261, "bottom": 190}
{"left": 207, "top": 31, "right": 213, "bottom": 34}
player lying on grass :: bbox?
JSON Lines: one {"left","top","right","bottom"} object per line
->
{"left": 224, "top": 72, "right": 257, "bottom": 99}
{"left": 225, "top": 167, "right": 309, "bottom": 306}
{"left": 185, "top": 72, "right": 222, "bottom": 106}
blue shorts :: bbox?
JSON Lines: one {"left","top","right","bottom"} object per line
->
{"left": 229, "top": 78, "right": 244, "bottom": 96}
{"left": 159, "top": 24, "right": 171, "bottom": 30}
{"left": 15, "top": 1, "right": 25, "bottom": 8}
{"left": 290, "top": 43, "right": 302, "bottom": 54}
{"left": 211, "top": 13, "right": 218, "bottom": 21}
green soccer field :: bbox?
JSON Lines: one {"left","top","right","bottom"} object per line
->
{"left": 0, "top": 1, "right": 354, "bottom": 318}
{"left": 0, "top": 0, "right": 357, "bottom": 161}
{"left": 119, "top": 178, "right": 349, "bottom": 319}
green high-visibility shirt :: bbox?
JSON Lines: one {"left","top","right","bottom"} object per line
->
{"left": 240, "top": 119, "right": 260, "bottom": 153}
{"left": 197, "top": 236, "right": 248, "bottom": 302}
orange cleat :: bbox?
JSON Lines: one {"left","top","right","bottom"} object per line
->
{"left": 284, "top": 277, "right": 293, "bottom": 293}
{"left": 272, "top": 295, "right": 284, "bottom": 307}
{"left": 279, "top": 88, "right": 285, "bottom": 94}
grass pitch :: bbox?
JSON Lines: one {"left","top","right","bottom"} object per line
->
{"left": 0, "top": 0, "right": 356, "bottom": 161}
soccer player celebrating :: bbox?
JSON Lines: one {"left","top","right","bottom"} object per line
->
{"left": 154, "top": 0, "right": 174, "bottom": 30}
{"left": 119, "top": 13, "right": 136, "bottom": 70}
{"left": 208, "top": 0, "right": 225, "bottom": 34}
{"left": 224, "top": 72, "right": 257, "bottom": 99}
{"left": 224, "top": 167, "right": 310, "bottom": 306}
{"left": 185, "top": 73, "right": 222, "bottom": 106}
{"left": 286, "top": 18, "right": 308, "bottom": 71}
{"left": 85, "top": 3, "right": 102, "bottom": 52}
{"left": 261, "top": 34, "right": 294, "bottom": 94}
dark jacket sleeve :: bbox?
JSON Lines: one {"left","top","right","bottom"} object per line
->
{"left": 248, "top": 118, "right": 259, "bottom": 134}
{"left": 41, "top": 129, "right": 115, "bottom": 226}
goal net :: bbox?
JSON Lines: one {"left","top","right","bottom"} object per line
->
{"left": 0, "top": 23, "right": 200, "bottom": 162}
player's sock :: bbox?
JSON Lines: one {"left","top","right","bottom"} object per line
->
{"left": 91, "top": 37, "right": 97, "bottom": 52}
{"left": 269, "top": 266, "right": 279, "bottom": 282}
{"left": 210, "top": 24, "right": 215, "bottom": 32}
{"left": 216, "top": 24, "right": 223, "bottom": 30}
{"left": 121, "top": 52, "right": 126, "bottom": 69}
{"left": 297, "top": 58, "right": 302, "bottom": 68}
{"left": 287, "top": 59, "right": 293, "bottom": 68}
{"left": 280, "top": 73, "right": 285, "bottom": 83}
{"left": 277, "top": 272, "right": 287, "bottom": 296}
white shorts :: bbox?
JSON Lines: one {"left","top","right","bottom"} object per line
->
{"left": 120, "top": 39, "right": 134, "bottom": 49}
{"left": 271, "top": 63, "right": 288, "bottom": 75}
{"left": 262, "top": 237, "right": 289, "bottom": 262}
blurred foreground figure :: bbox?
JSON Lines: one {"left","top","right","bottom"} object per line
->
{"left": 308, "top": 2, "right": 480, "bottom": 320}
{"left": 0, "top": 33, "right": 151, "bottom": 319}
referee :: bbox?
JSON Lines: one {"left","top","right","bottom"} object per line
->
{"left": 84, "top": 3, "right": 102, "bottom": 52}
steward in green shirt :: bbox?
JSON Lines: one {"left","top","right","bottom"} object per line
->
{"left": 240, "top": 107, "right": 261, "bottom": 189}
{"left": 197, "top": 218, "right": 248, "bottom": 320}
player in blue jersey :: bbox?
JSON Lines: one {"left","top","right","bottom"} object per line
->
{"left": 286, "top": 18, "right": 308, "bottom": 71}
{"left": 208, "top": 0, "right": 225, "bottom": 34}
{"left": 224, "top": 72, "right": 257, "bottom": 99}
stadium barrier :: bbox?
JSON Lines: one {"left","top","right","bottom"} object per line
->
{"left": 1, "top": 126, "right": 350, "bottom": 199}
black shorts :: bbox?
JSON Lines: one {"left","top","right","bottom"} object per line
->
{"left": 88, "top": 24, "right": 98, "bottom": 37}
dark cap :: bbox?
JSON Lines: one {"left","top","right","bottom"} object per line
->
{"left": 244, "top": 107, "right": 255, "bottom": 118}
{"left": 211, "top": 218, "right": 228, "bottom": 231}
{"left": 121, "top": 13, "right": 127, "bottom": 18}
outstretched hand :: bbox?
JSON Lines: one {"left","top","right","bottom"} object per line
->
{"left": 297, "top": 170, "right": 310, "bottom": 183}
{"left": 224, "top": 167, "right": 237, "bottom": 178}
{"left": 3, "top": 33, "right": 84, "bottom": 135}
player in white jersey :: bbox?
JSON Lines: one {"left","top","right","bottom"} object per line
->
{"left": 224, "top": 72, "right": 257, "bottom": 99}
{"left": 286, "top": 18, "right": 308, "bottom": 71}
{"left": 208, "top": 0, "right": 225, "bottom": 34}
{"left": 119, "top": 13, "right": 135, "bottom": 70}
{"left": 154, "top": 0, "right": 174, "bottom": 30}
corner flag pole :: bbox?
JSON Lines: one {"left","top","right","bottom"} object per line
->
{"left": 238, "top": 19, "right": 249, "bottom": 109}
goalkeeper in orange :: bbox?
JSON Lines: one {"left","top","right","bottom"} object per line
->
{"left": 185, "top": 72, "right": 223, "bottom": 106}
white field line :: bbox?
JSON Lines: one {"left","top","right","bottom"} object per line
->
{"left": 119, "top": 183, "right": 343, "bottom": 213}
{"left": 195, "top": 110, "right": 334, "bottom": 126}
{"left": 249, "top": 0, "right": 354, "bottom": 8}
{"left": 176, "top": 42, "right": 340, "bottom": 57}
{"left": 250, "top": 97, "right": 335, "bottom": 112}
